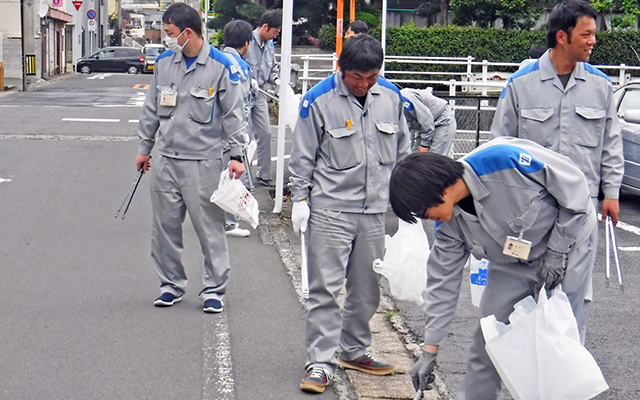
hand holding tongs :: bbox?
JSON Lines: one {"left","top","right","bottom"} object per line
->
{"left": 604, "top": 216, "right": 624, "bottom": 290}
{"left": 115, "top": 169, "right": 144, "bottom": 220}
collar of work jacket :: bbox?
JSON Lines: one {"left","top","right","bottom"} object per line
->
{"left": 334, "top": 69, "right": 384, "bottom": 106}
{"left": 252, "top": 29, "right": 266, "bottom": 48}
{"left": 169, "top": 40, "right": 213, "bottom": 72}
{"left": 538, "top": 50, "right": 590, "bottom": 92}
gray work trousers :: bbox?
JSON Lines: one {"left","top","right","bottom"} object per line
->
{"left": 457, "top": 226, "right": 597, "bottom": 400}
{"left": 305, "top": 208, "right": 385, "bottom": 373}
{"left": 249, "top": 91, "right": 272, "bottom": 180}
{"left": 430, "top": 106, "right": 456, "bottom": 156}
{"left": 150, "top": 155, "right": 230, "bottom": 302}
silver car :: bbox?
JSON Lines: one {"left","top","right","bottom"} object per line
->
{"left": 613, "top": 81, "right": 640, "bottom": 194}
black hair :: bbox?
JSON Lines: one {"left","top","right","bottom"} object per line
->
{"left": 260, "top": 10, "right": 283, "bottom": 29}
{"left": 346, "top": 20, "right": 369, "bottom": 35}
{"left": 528, "top": 44, "right": 548, "bottom": 59}
{"left": 389, "top": 152, "right": 465, "bottom": 224}
{"left": 223, "top": 20, "right": 253, "bottom": 49}
{"left": 338, "top": 34, "right": 383, "bottom": 73}
{"left": 546, "top": 0, "right": 597, "bottom": 48}
{"left": 162, "top": 3, "right": 202, "bottom": 37}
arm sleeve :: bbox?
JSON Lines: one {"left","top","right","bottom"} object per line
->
{"left": 599, "top": 87, "right": 624, "bottom": 199}
{"left": 218, "top": 67, "right": 247, "bottom": 157}
{"left": 288, "top": 98, "right": 323, "bottom": 201}
{"left": 412, "top": 100, "right": 436, "bottom": 147}
{"left": 423, "top": 222, "right": 470, "bottom": 345}
{"left": 490, "top": 84, "right": 520, "bottom": 139}
{"left": 136, "top": 72, "right": 160, "bottom": 155}
{"left": 515, "top": 140, "right": 596, "bottom": 253}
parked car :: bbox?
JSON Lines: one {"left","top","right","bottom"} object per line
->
{"left": 75, "top": 47, "right": 144, "bottom": 74}
{"left": 142, "top": 44, "right": 166, "bottom": 73}
{"left": 613, "top": 81, "right": 640, "bottom": 194}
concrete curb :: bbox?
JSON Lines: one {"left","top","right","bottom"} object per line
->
{"left": 252, "top": 186, "right": 448, "bottom": 400}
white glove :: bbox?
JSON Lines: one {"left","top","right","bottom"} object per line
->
{"left": 274, "top": 78, "right": 281, "bottom": 90}
{"left": 292, "top": 201, "right": 310, "bottom": 234}
{"left": 251, "top": 79, "right": 259, "bottom": 91}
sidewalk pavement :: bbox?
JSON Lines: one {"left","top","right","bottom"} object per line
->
{"left": 252, "top": 185, "right": 447, "bottom": 400}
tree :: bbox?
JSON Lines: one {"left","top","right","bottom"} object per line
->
{"left": 591, "top": 0, "right": 640, "bottom": 30}
{"left": 450, "top": 0, "right": 541, "bottom": 28}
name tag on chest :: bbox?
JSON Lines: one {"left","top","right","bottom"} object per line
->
{"left": 160, "top": 92, "right": 177, "bottom": 107}
{"left": 502, "top": 236, "right": 532, "bottom": 260}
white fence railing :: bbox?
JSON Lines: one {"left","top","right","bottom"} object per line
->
{"left": 292, "top": 53, "right": 640, "bottom": 96}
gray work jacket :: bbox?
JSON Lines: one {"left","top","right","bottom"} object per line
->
{"left": 490, "top": 50, "right": 623, "bottom": 199}
{"left": 137, "top": 43, "right": 246, "bottom": 159}
{"left": 400, "top": 88, "right": 450, "bottom": 147}
{"left": 244, "top": 29, "right": 278, "bottom": 88}
{"left": 423, "top": 137, "right": 596, "bottom": 345}
{"left": 288, "top": 71, "right": 411, "bottom": 213}
{"left": 223, "top": 46, "right": 251, "bottom": 121}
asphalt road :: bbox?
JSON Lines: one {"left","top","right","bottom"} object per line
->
{"left": 0, "top": 73, "right": 337, "bottom": 400}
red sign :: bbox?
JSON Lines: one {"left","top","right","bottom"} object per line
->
{"left": 72, "top": 0, "right": 82, "bottom": 10}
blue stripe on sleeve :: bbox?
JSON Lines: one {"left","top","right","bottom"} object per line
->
{"left": 208, "top": 45, "right": 239, "bottom": 82}
{"left": 464, "top": 144, "right": 544, "bottom": 177}
{"left": 500, "top": 60, "right": 539, "bottom": 99}
{"left": 299, "top": 74, "right": 337, "bottom": 118}
{"left": 584, "top": 63, "right": 611, "bottom": 82}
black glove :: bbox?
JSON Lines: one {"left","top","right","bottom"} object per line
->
{"left": 409, "top": 349, "right": 437, "bottom": 391}
{"left": 537, "top": 249, "right": 567, "bottom": 291}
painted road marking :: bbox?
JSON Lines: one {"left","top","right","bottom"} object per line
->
{"left": 61, "top": 118, "right": 120, "bottom": 123}
{"left": 133, "top": 84, "right": 149, "bottom": 89}
{"left": 619, "top": 247, "right": 640, "bottom": 251}
{"left": 0, "top": 178, "right": 12, "bottom": 183}
{"left": 87, "top": 73, "right": 114, "bottom": 80}
{"left": 202, "top": 314, "right": 235, "bottom": 400}
{"left": 598, "top": 214, "right": 640, "bottom": 237}
{"left": 0, "top": 134, "right": 136, "bottom": 141}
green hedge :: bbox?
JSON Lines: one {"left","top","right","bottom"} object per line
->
{"left": 318, "top": 24, "right": 640, "bottom": 74}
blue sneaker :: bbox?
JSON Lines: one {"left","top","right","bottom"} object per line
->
{"left": 203, "top": 299, "right": 224, "bottom": 313}
{"left": 154, "top": 292, "right": 182, "bottom": 307}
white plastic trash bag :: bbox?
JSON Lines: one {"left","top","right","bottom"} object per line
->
{"left": 469, "top": 256, "right": 488, "bottom": 307}
{"left": 210, "top": 169, "right": 259, "bottom": 229}
{"left": 480, "top": 286, "right": 608, "bottom": 400}
{"left": 372, "top": 219, "right": 430, "bottom": 306}
{"left": 281, "top": 84, "right": 301, "bottom": 131}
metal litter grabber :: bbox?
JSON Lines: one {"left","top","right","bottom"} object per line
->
{"left": 258, "top": 87, "right": 280, "bottom": 102}
{"left": 300, "top": 231, "right": 309, "bottom": 299}
{"left": 604, "top": 216, "right": 624, "bottom": 290}
{"left": 116, "top": 169, "right": 143, "bottom": 220}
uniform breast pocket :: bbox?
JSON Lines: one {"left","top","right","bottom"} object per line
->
{"left": 189, "top": 87, "right": 215, "bottom": 123}
{"left": 574, "top": 105, "right": 606, "bottom": 147}
{"left": 507, "top": 197, "right": 555, "bottom": 244}
{"left": 520, "top": 107, "right": 554, "bottom": 146}
{"left": 375, "top": 122, "right": 399, "bottom": 164}
{"left": 156, "top": 85, "right": 175, "bottom": 118}
{"left": 326, "top": 126, "right": 361, "bottom": 170}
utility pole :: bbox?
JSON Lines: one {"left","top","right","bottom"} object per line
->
{"left": 20, "top": 0, "right": 37, "bottom": 91}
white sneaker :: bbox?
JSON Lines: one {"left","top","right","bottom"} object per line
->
{"left": 225, "top": 226, "right": 250, "bottom": 237}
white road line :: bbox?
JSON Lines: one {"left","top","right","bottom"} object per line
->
{"left": 619, "top": 247, "right": 640, "bottom": 251}
{"left": 0, "top": 178, "right": 12, "bottom": 183}
{"left": 0, "top": 134, "right": 136, "bottom": 141}
{"left": 202, "top": 314, "right": 235, "bottom": 400}
{"left": 128, "top": 119, "right": 139, "bottom": 123}
{"left": 61, "top": 118, "right": 120, "bottom": 123}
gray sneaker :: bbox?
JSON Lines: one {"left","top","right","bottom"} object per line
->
{"left": 300, "top": 365, "right": 333, "bottom": 393}
{"left": 337, "top": 352, "right": 395, "bottom": 375}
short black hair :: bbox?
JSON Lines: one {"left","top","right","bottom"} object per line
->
{"left": 546, "top": 0, "right": 597, "bottom": 48}
{"left": 528, "top": 44, "right": 548, "bottom": 59}
{"left": 162, "top": 3, "right": 202, "bottom": 37}
{"left": 224, "top": 20, "right": 253, "bottom": 49}
{"left": 389, "top": 152, "right": 465, "bottom": 224}
{"left": 338, "top": 34, "right": 383, "bottom": 73}
{"left": 260, "top": 10, "right": 282, "bottom": 29}
{"left": 346, "top": 20, "right": 369, "bottom": 35}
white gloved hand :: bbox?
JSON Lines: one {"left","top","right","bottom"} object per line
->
{"left": 251, "top": 79, "right": 259, "bottom": 91}
{"left": 292, "top": 201, "right": 310, "bottom": 234}
{"left": 274, "top": 78, "right": 281, "bottom": 90}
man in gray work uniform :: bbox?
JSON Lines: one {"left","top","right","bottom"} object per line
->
{"left": 490, "top": 0, "right": 623, "bottom": 341}
{"left": 288, "top": 34, "right": 411, "bottom": 394}
{"left": 389, "top": 137, "right": 597, "bottom": 400}
{"left": 400, "top": 87, "right": 456, "bottom": 155}
{"left": 135, "top": 3, "right": 246, "bottom": 313}
{"left": 245, "top": 10, "right": 282, "bottom": 187}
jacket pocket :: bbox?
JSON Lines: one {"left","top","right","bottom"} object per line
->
{"left": 507, "top": 196, "right": 555, "bottom": 245}
{"left": 574, "top": 105, "right": 606, "bottom": 147}
{"left": 375, "top": 122, "right": 399, "bottom": 164}
{"left": 189, "top": 87, "right": 214, "bottom": 123}
{"left": 520, "top": 107, "right": 554, "bottom": 147}
{"left": 326, "top": 126, "right": 361, "bottom": 170}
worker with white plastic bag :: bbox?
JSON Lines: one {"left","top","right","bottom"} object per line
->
{"left": 389, "top": 137, "right": 599, "bottom": 400}
{"left": 481, "top": 286, "right": 608, "bottom": 400}
{"left": 373, "top": 218, "right": 429, "bottom": 306}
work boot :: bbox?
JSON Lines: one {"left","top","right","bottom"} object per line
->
{"left": 300, "top": 365, "right": 333, "bottom": 393}
{"left": 337, "top": 352, "right": 395, "bottom": 375}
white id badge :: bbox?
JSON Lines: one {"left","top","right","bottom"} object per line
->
{"left": 502, "top": 236, "right": 532, "bottom": 260}
{"left": 160, "top": 92, "right": 177, "bottom": 107}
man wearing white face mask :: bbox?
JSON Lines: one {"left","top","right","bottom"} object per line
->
{"left": 135, "top": 2, "right": 247, "bottom": 314}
